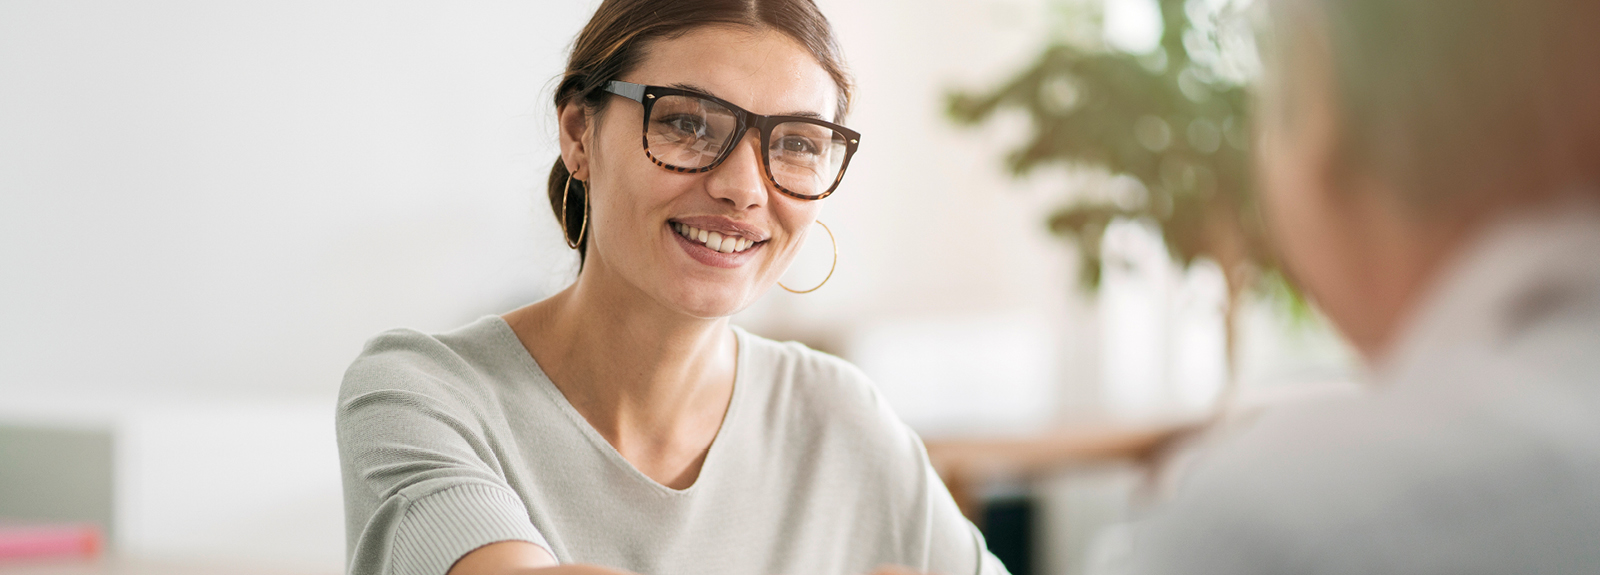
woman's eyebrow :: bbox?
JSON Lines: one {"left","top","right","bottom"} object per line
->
{"left": 667, "top": 82, "right": 826, "bottom": 120}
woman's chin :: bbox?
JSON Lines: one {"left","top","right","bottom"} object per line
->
{"left": 663, "top": 284, "right": 759, "bottom": 320}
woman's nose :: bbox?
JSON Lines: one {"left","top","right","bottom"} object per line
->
{"left": 705, "top": 130, "right": 766, "bottom": 211}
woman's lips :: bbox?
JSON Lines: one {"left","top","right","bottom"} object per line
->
{"left": 669, "top": 222, "right": 762, "bottom": 268}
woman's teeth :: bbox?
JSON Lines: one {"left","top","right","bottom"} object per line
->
{"left": 673, "top": 223, "right": 757, "bottom": 254}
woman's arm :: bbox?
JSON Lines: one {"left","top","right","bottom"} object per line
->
{"left": 446, "top": 541, "right": 935, "bottom": 575}
{"left": 447, "top": 541, "right": 634, "bottom": 575}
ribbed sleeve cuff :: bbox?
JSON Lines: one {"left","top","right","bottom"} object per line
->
{"left": 390, "top": 483, "right": 550, "bottom": 575}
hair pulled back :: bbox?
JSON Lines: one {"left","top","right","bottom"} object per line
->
{"left": 548, "top": 0, "right": 854, "bottom": 263}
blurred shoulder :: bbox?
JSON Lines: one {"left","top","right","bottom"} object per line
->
{"left": 1130, "top": 396, "right": 1404, "bottom": 573}
{"left": 1135, "top": 385, "right": 1600, "bottom": 573}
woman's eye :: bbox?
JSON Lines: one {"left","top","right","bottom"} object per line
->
{"left": 660, "top": 115, "right": 707, "bottom": 137}
{"left": 777, "top": 136, "right": 820, "bottom": 156}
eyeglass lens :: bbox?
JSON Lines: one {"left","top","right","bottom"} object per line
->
{"left": 646, "top": 94, "right": 849, "bottom": 198}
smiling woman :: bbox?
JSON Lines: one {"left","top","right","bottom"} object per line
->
{"left": 333, "top": 2, "right": 1007, "bottom": 575}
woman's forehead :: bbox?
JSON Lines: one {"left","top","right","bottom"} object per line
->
{"left": 629, "top": 26, "right": 838, "bottom": 121}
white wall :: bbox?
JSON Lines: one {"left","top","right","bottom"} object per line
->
{"left": 1, "top": 1, "right": 592, "bottom": 400}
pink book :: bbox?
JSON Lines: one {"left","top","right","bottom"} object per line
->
{"left": 0, "top": 524, "right": 102, "bottom": 561}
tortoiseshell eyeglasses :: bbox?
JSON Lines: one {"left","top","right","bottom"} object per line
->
{"left": 602, "top": 80, "right": 861, "bottom": 200}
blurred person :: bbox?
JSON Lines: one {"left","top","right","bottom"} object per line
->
{"left": 334, "top": 1, "right": 1008, "bottom": 575}
{"left": 1129, "top": 0, "right": 1600, "bottom": 573}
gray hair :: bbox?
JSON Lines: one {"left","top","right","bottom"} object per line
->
{"left": 1261, "top": 0, "right": 1600, "bottom": 215}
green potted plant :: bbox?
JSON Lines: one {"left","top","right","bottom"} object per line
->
{"left": 947, "top": 0, "right": 1290, "bottom": 404}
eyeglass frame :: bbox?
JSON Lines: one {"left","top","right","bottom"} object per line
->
{"left": 601, "top": 80, "right": 861, "bottom": 201}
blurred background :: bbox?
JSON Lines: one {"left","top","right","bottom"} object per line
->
{"left": 0, "top": 0, "right": 1355, "bottom": 574}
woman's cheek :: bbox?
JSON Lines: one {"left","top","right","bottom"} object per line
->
{"left": 770, "top": 233, "right": 805, "bottom": 279}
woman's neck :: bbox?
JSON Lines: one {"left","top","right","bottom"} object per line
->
{"left": 502, "top": 263, "right": 737, "bottom": 487}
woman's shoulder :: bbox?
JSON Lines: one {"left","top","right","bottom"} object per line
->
{"left": 738, "top": 327, "right": 870, "bottom": 395}
{"left": 339, "top": 316, "right": 520, "bottom": 409}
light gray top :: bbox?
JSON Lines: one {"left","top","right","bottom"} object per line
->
{"left": 1129, "top": 197, "right": 1600, "bottom": 574}
{"left": 337, "top": 317, "right": 1007, "bottom": 575}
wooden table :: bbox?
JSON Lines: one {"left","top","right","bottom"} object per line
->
{"left": 924, "top": 421, "right": 1201, "bottom": 522}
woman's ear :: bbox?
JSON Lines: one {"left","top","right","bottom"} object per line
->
{"left": 558, "top": 102, "right": 592, "bottom": 180}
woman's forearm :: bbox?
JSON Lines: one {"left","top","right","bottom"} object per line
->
{"left": 447, "top": 541, "right": 642, "bottom": 575}
{"left": 522, "top": 566, "right": 638, "bottom": 575}
{"left": 446, "top": 540, "right": 924, "bottom": 575}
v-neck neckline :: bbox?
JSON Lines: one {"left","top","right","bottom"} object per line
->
{"left": 489, "top": 316, "right": 750, "bottom": 496}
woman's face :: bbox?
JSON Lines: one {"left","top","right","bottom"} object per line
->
{"left": 563, "top": 26, "right": 839, "bottom": 319}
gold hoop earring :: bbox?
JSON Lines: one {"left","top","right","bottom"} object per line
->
{"left": 560, "top": 174, "right": 587, "bottom": 249}
{"left": 779, "top": 221, "right": 837, "bottom": 294}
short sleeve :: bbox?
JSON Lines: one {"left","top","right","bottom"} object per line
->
{"left": 337, "top": 345, "right": 550, "bottom": 575}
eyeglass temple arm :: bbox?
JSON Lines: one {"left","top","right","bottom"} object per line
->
{"left": 604, "top": 80, "right": 646, "bottom": 103}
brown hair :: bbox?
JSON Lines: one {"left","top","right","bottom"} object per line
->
{"left": 548, "top": 0, "right": 854, "bottom": 264}
{"left": 1261, "top": 0, "right": 1600, "bottom": 216}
